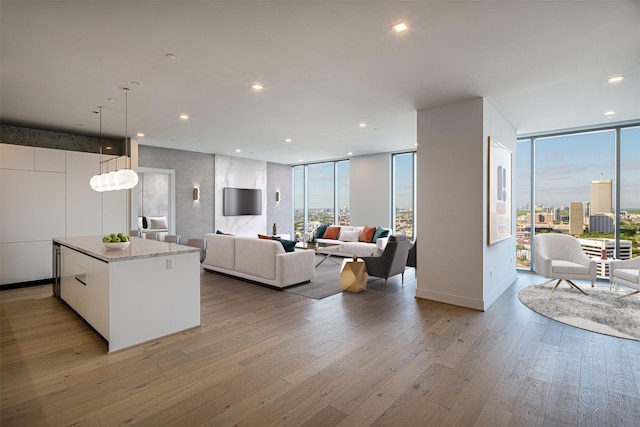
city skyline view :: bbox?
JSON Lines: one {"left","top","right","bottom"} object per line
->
{"left": 517, "top": 126, "right": 640, "bottom": 210}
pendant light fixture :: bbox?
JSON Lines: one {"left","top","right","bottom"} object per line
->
{"left": 115, "top": 88, "right": 138, "bottom": 190}
{"left": 89, "top": 88, "right": 138, "bottom": 192}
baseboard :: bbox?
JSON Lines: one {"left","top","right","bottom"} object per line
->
{"left": 415, "top": 288, "right": 485, "bottom": 311}
{"left": 1, "top": 279, "right": 52, "bottom": 291}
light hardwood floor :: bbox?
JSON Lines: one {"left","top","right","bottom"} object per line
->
{"left": 1, "top": 268, "right": 639, "bottom": 426}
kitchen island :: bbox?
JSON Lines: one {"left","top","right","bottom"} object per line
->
{"left": 53, "top": 236, "right": 200, "bottom": 352}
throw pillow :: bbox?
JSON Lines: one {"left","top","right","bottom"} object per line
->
{"left": 272, "top": 236, "right": 296, "bottom": 252}
{"left": 322, "top": 226, "right": 341, "bottom": 240}
{"left": 258, "top": 234, "right": 272, "bottom": 240}
{"left": 338, "top": 229, "right": 360, "bottom": 242}
{"left": 142, "top": 216, "right": 148, "bottom": 229}
{"left": 149, "top": 217, "right": 168, "bottom": 229}
{"left": 359, "top": 225, "right": 376, "bottom": 243}
{"left": 372, "top": 227, "right": 390, "bottom": 243}
{"left": 315, "top": 224, "right": 330, "bottom": 239}
{"left": 216, "top": 230, "right": 225, "bottom": 234}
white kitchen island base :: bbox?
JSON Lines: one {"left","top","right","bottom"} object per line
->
{"left": 55, "top": 236, "right": 200, "bottom": 353}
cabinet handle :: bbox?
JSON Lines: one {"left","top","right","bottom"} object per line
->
{"left": 74, "top": 274, "right": 87, "bottom": 286}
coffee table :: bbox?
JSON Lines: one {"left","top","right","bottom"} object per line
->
{"left": 295, "top": 242, "right": 343, "bottom": 267}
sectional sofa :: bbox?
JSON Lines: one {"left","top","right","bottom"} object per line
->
{"left": 202, "top": 233, "right": 315, "bottom": 288}
{"left": 314, "top": 225, "right": 390, "bottom": 257}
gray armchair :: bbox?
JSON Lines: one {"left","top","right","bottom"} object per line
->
{"left": 610, "top": 257, "right": 640, "bottom": 299}
{"left": 361, "top": 234, "right": 411, "bottom": 291}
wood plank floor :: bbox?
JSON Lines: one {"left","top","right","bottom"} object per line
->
{"left": 1, "top": 268, "right": 639, "bottom": 426}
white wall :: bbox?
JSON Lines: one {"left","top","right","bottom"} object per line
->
{"left": 482, "top": 98, "right": 518, "bottom": 307}
{"left": 215, "top": 155, "right": 267, "bottom": 236}
{"left": 415, "top": 97, "right": 516, "bottom": 311}
{"left": 350, "top": 153, "right": 391, "bottom": 227}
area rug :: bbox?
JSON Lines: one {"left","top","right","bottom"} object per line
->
{"left": 518, "top": 284, "right": 639, "bottom": 341}
{"left": 284, "top": 262, "right": 344, "bottom": 299}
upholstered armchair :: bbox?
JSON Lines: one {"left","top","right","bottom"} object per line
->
{"left": 610, "top": 257, "right": 640, "bottom": 298}
{"left": 361, "top": 234, "right": 411, "bottom": 291}
{"left": 533, "top": 233, "right": 597, "bottom": 295}
{"left": 407, "top": 238, "right": 416, "bottom": 268}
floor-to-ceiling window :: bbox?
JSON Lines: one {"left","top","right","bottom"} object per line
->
{"left": 515, "top": 138, "right": 532, "bottom": 268}
{"left": 293, "top": 160, "right": 349, "bottom": 239}
{"left": 516, "top": 123, "right": 639, "bottom": 275}
{"left": 620, "top": 126, "right": 640, "bottom": 259}
{"left": 392, "top": 152, "right": 416, "bottom": 240}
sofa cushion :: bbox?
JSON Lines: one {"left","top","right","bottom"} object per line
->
{"left": 338, "top": 229, "right": 360, "bottom": 242}
{"left": 235, "top": 237, "right": 282, "bottom": 280}
{"left": 203, "top": 234, "right": 236, "bottom": 270}
{"left": 359, "top": 225, "right": 376, "bottom": 243}
{"left": 372, "top": 227, "right": 390, "bottom": 243}
{"left": 315, "top": 224, "right": 330, "bottom": 239}
{"left": 323, "top": 226, "right": 341, "bottom": 240}
{"left": 615, "top": 268, "right": 639, "bottom": 285}
{"left": 551, "top": 260, "right": 590, "bottom": 275}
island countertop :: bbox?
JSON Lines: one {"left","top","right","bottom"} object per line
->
{"left": 52, "top": 236, "right": 199, "bottom": 263}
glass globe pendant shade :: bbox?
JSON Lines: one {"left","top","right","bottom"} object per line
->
{"left": 90, "top": 174, "right": 101, "bottom": 191}
{"left": 96, "top": 173, "right": 108, "bottom": 192}
{"left": 104, "top": 171, "right": 119, "bottom": 191}
{"left": 116, "top": 169, "right": 139, "bottom": 189}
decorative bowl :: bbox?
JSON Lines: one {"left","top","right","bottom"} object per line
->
{"left": 103, "top": 241, "right": 131, "bottom": 251}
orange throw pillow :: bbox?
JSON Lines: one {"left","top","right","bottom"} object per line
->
{"left": 359, "top": 225, "right": 376, "bottom": 243}
{"left": 258, "top": 234, "right": 272, "bottom": 240}
{"left": 322, "top": 226, "right": 341, "bottom": 240}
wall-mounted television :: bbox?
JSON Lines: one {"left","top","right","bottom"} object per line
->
{"left": 223, "top": 187, "right": 262, "bottom": 216}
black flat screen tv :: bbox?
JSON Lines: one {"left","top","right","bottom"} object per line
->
{"left": 223, "top": 187, "right": 262, "bottom": 216}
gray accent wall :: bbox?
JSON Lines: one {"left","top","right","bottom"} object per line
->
{"left": 267, "top": 162, "right": 293, "bottom": 237}
{"left": 138, "top": 145, "right": 214, "bottom": 242}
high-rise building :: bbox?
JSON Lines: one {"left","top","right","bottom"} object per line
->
{"left": 569, "top": 202, "right": 585, "bottom": 235}
{"left": 591, "top": 178, "right": 612, "bottom": 214}
{"left": 589, "top": 213, "right": 615, "bottom": 234}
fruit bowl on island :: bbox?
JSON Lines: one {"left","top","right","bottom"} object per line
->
{"left": 103, "top": 241, "right": 131, "bottom": 251}
{"left": 102, "top": 233, "right": 131, "bottom": 250}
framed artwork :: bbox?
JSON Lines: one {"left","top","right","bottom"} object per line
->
{"left": 488, "top": 137, "right": 512, "bottom": 245}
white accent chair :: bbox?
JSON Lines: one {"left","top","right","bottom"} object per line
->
{"left": 609, "top": 257, "right": 640, "bottom": 299}
{"left": 533, "top": 233, "right": 597, "bottom": 295}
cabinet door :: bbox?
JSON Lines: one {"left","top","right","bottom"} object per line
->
{"left": 66, "top": 151, "right": 102, "bottom": 236}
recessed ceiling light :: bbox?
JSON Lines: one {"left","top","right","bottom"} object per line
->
{"left": 392, "top": 22, "right": 409, "bottom": 33}
{"left": 107, "top": 97, "right": 117, "bottom": 102}
{"left": 165, "top": 53, "right": 177, "bottom": 60}
{"left": 130, "top": 81, "right": 141, "bottom": 86}
{"left": 235, "top": 148, "right": 241, "bottom": 153}
{"left": 608, "top": 75, "right": 624, "bottom": 84}
{"left": 179, "top": 114, "right": 189, "bottom": 120}
{"left": 604, "top": 110, "right": 615, "bottom": 117}
{"left": 251, "top": 83, "right": 264, "bottom": 91}
{"left": 136, "top": 132, "right": 144, "bottom": 138}
{"left": 347, "top": 152, "right": 353, "bottom": 156}
{"left": 298, "top": 159, "right": 304, "bottom": 162}
{"left": 105, "top": 146, "right": 112, "bottom": 150}
{"left": 358, "top": 122, "right": 367, "bottom": 128}
{"left": 285, "top": 138, "right": 292, "bottom": 143}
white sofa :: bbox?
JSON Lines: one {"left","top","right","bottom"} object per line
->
{"left": 137, "top": 216, "right": 169, "bottom": 239}
{"left": 315, "top": 226, "right": 390, "bottom": 257}
{"left": 202, "top": 233, "right": 315, "bottom": 288}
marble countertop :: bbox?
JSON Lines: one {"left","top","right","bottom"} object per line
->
{"left": 52, "top": 236, "right": 199, "bottom": 263}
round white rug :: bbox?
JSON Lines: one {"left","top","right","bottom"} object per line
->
{"left": 518, "top": 283, "right": 639, "bottom": 341}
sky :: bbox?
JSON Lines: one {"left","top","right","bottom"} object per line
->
{"left": 516, "top": 126, "right": 640, "bottom": 210}
{"left": 294, "top": 125, "right": 639, "bottom": 213}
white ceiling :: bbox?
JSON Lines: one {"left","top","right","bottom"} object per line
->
{"left": 1, "top": 1, "right": 639, "bottom": 165}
